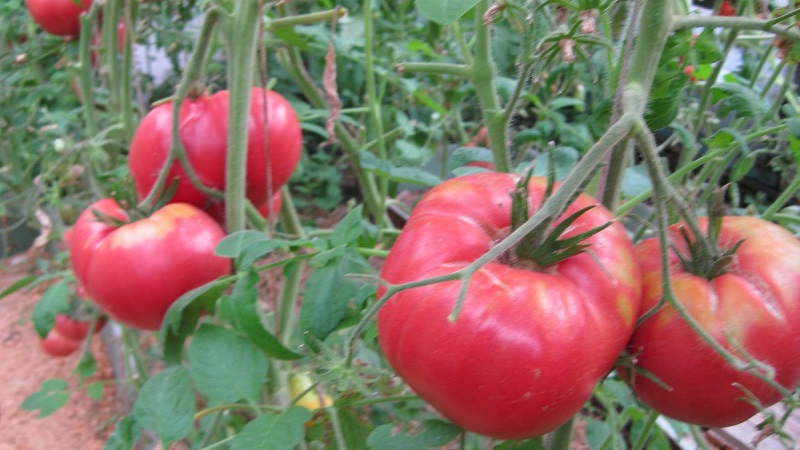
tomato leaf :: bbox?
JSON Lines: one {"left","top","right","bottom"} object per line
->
{"left": 229, "top": 407, "right": 312, "bottom": 450}
{"left": 416, "top": 0, "right": 480, "bottom": 25}
{"left": 0, "top": 274, "right": 36, "bottom": 300}
{"left": 160, "top": 277, "right": 234, "bottom": 365}
{"left": 301, "top": 249, "right": 373, "bottom": 344}
{"left": 331, "top": 205, "right": 365, "bottom": 247}
{"left": 133, "top": 366, "right": 196, "bottom": 448}
{"left": 31, "top": 280, "right": 71, "bottom": 338}
{"left": 103, "top": 415, "right": 142, "bottom": 450}
{"left": 359, "top": 151, "right": 442, "bottom": 186}
{"left": 87, "top": 382, "right": 104, "bottom": 400}
{"left": 75, "top": 351, "right": 97, "bottom": 381}
{"left": 188, "top": 324, "right": 268, "bottom": 404}
{"left": 710, "top": 83, "right": 770, "bottom": 118}
{"left": 366, "top": 419, "right": 462, "bottom": 449}
{"left": 216, "top": 230, "right": 306, "bottom": 268}
{"left": 217, "top": 269, "right": 303, "bottom": 360}
{"left": 20, "top": 378, "right": 70, "bottom": 418}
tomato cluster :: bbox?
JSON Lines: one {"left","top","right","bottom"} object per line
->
{"left": 40, "top": 312, "right": 106, "bottom": 358}
{"left": 377, "top": 171, "right": 800, "bottom": 438}
{"left": 128, "top": 88, "right": 302, "bottom": 222}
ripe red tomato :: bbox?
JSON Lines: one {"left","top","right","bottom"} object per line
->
{"left": 257, "top": 191, "right": 283, "bottom": 220}
{"left": 25, "top": 0, "right": 92, "bottom": 37}
{"left": 719, "top": 0, "right": 735, "bottom": 16}
{"left": 378, "top": 172, "right": 642, "bottom": 439}
{"left": 66, "top": 200, "right": 230, "bottom": 330}
{"left": 40, "top": 328, "right": 81, "bottom": 357}
{"left": 128, "top": 88, "right": 302, "bottom": 216}
{"left": 623, "top": 216, "right": 800, "bottom": 427}
{"left": 54, "top": 314, "right": 107, "bottom": 341}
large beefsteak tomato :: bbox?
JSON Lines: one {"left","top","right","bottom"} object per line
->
{"left": 128, "top": 88, "right": 301, "bottom": 215}
{"left": 377, "top": 172, "right": 642, "bottom": 439}
{"left": 26, "top": 0, "right": 92, "bottom": 37}
{"left": 66, "top": 200, "right": 230, "bottom": 330}
{"left": 623, "top": 216, "right": 800, "bottom": 427}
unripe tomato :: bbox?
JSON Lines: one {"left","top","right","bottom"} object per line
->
{"left": 128, "top": 88, "right": 302, "bottom": 216}
{"left": 378, "top": 172, "right": 642, "bottom": 439}
{"left": 40, "top": 328, "right": 81, "bottom": 357}
{"left": 623, "top": 216, "right": 800, "bottom": 427}
{"left": 26, "top": 0, "right": 92, "bottom": 37}
{"left": 66, "top": 200, "right": 231, "bottom": 330}
{"left": 289, "top": 373, "right": 333, "bottom": 411}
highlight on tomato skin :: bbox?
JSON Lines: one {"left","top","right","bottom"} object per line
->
{"left": 621, "top": 216, "right": 800, "bottom": 428}
{"left": 376, "top": 171, "right": 643, "bottom": 440}
{"left": 65, "top": 200, "right": 231, "bottom": 331}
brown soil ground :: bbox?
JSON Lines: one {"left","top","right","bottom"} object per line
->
{"left": 0, "top": 254, "right": 122, "bottom": 450}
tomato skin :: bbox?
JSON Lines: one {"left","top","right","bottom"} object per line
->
{"left": 26, "top": 0, "right": 92, "bottom": 37}
{"left": 67, "top": 201, "right": 230, "bottom": 330}
{"left": 54, "top": 314, "right": 107, "bottom": 341}
{"left": 40, "top": 329, "right": 81, "bottom": 357}
{"left": 719, "top": 0, "right": 735, "bottom": 16}
{"left": 257, "top": 191, "right": 283, "bottom": 220}
{"left": 378, "top": 172, "right": 642, "bottom": 439}
{"left": 128, "top": 89, "right": 302, "bottom": 216}
{"left": 624, "top": 216, "right": 800, "bottom": 428}
{"left": 65, "top": 198, "right": 128, "bottom": 291}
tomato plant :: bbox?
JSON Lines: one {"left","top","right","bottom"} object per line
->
{"left": 40, "top": 328, "right": 81, "bottom": 357}
{"left": 25, "top": 0, "right": 92, "bottom": 37}
{"left": 128, "top": 88, "right": 302, "bottom": 216}
{"left": 54, "top": 313, "right": 106, "bottom": 341}
{"left": 378, "top": 172, "right": 642, "bottom": 439}
{"left": 624, "top": 216, "right": 800, "bottom": 428}
{"left": 66, "top": 200, "right": 230, "bottom": 330}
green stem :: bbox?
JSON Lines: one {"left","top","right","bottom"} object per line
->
{"left": 102, "top": 0, "right": 123, "bottom": 111}
{"left": 138, "top": 9, "right": 222, "bottom": 211}
{"left": 397, "top": 62, "right": 470, "bottom": 77}
{"left": 327, "top": 406, "right": 349, "bottom": 450}
{"left": 364, "top": 0, "right": 389, "bottom": 234}
{"left": 631, "top": 409, "right": 660, "bottom": 450}
{"left": 673, "top": 16, "right": 800, "bottom": 42}
{"left": 547, "top": 417, "right": 574, "bottom": 450}
{"left": 269, "top": 7, "right": 348, "bottom": 29}
{"left": 275, "top": 46, "right": 385, "bottom": 221}
{"left": 470, "top": 0, "right": 510, "bottom": 173}
{"left": 78, "top": 6, "right": 101, "bottom": 138}
{"left": 763, "top": 170, "right": 800, "bottom": 221}
{"left": 225, "top": 0, "right": 261, "bottom": 232}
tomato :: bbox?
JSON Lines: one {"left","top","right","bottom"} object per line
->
{"left": 40, "top": 328, "right": 81, "bottom": 357}
{"left": 719, "top": 0, "right": 735, "bottom": 16}
{"left": 25, "top": 0, "right": 92, "bottom": 37}
{"left": 623, "top": 216, "right": 800, "bottom": 427}
{"left": 54, "top": 314, "right": 107, "bottom": 341}
{"left": 289, "top": 373, "right": 333, "bottom": 411}
{"left": 66, "top": 200, "right": 230, "bottom": 330}
{"left": 128, "top": 88, "right": 302, "bottom": 216}
{"left": 377, "top": 172, "right": 642, "bottom": 439}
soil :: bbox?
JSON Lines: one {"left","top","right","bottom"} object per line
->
{"left": 0, "top": 254, "right": 122, "bottom": 450}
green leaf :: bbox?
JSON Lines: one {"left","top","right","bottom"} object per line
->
{"left": 447, "top": 147, "right": 493, "bottom": 171}
{"left": 31, "top": 280, "right": 71, "bottom": 338}
{"left": 216, "top": 231, "right": 299, "bottom": 268}
{"left": 188, "top": 324, "right": 268, "bottom": 404}
{"left": 21, "top": 378, "right": 70, "bottom": 418}
{"left": 366, "top": 419, "right": 462, "bottom": 449}
{"left": 729, "top": 154, "right": 755, "bottom": 183}
{"left": 691, "top": 28, "right": 722, "bottom": 65}
{"left": 217, "top": 270, "right": 303, "bottom": 360}
{"left": 103, "top": 415, "right": 142, "bottom": 450}
{"left": 160, "top": 277, "right": 234, "bottom": 365}
{"left": 75, "top": 352, "right": 97, "bottom": 381}
{"left": 87, "top": 382, "right": 104, "bottom": 400}
{"left": 621, "top": 164, "right": 652, "bottom": 198}
{"left": 494, "top": 439, "right": 546, "bottom": 450}
{"left": 416, "top": 0, "right": 480, "bottom": 25}
{"left": 550, "top": 97, "right": 585, "bottom": 110}
{"left": 331, "top": 206, "right": 365, "bottom": 247}
{"left": 230, "top": 407, "right": 312, "bottom": 450}
{"left": 301, "top": 250, "right": 373, "bottom": 343}
{"left": 359, "top": 151, "right": 442, "bottom": 186}
{"left": 133, "top": 366, "right": 196, "bottom": 448}
{"left": 711, "top": 83, "right": 771, "bottom": 118}
{"left": 0, "top": 274, "right": 36, "bottom": 299}
{"left": 531, "top": 147, "right": 579, "bottom": 180}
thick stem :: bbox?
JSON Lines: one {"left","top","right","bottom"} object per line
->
{"left": 547, "top": 417, "right": 574, "bottom": 450}
{"left": 225, "top": 0, "right": 261, "bottom": 232}
{"left": 470, "top": 0, "right": 511, "bottom": 173}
